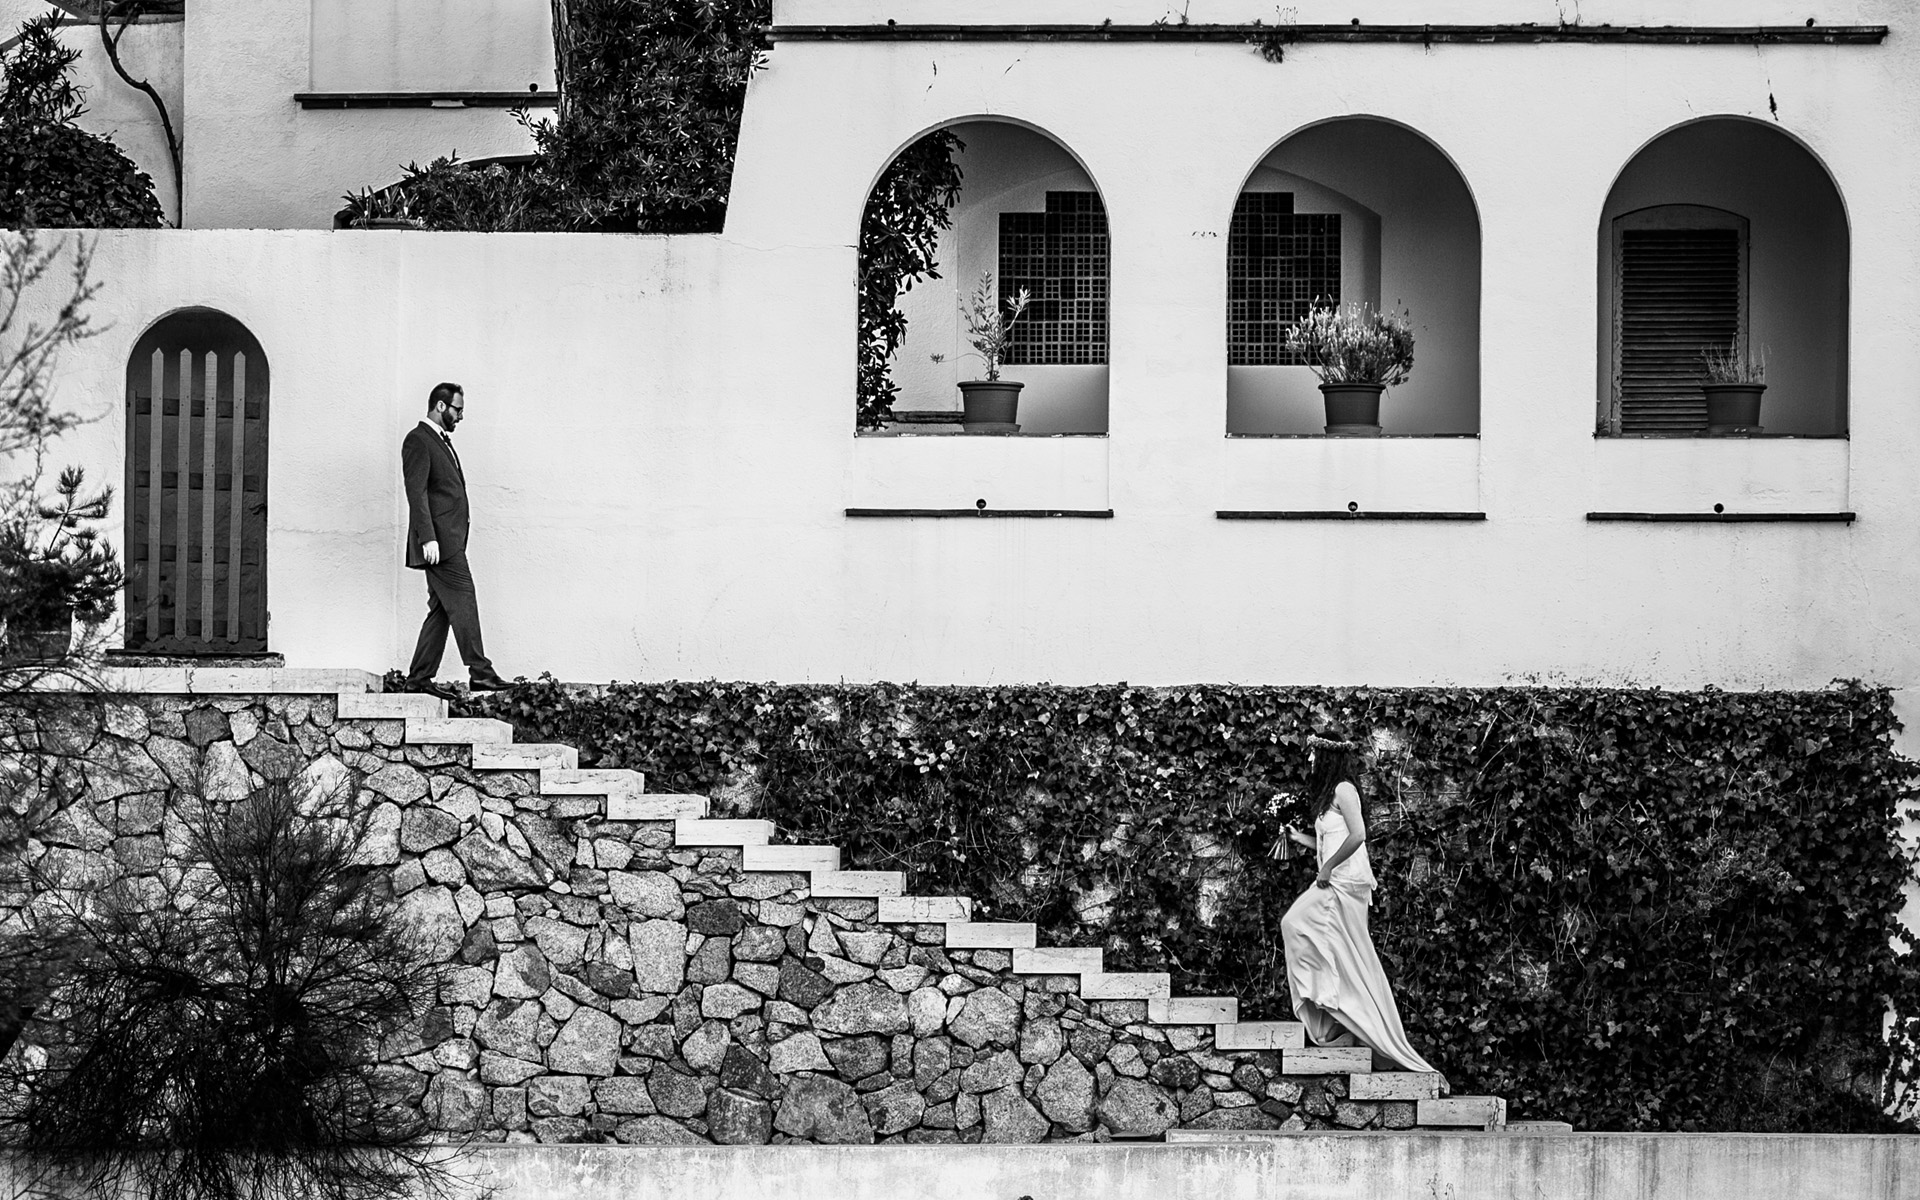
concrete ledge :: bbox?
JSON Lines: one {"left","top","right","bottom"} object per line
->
{"left": 372, "top": 1136, "right": 1920, "bottom": 1200}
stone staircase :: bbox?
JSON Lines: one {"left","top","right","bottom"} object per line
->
{"left": 99, "top": 665, "right": 1558, "bottom": 1138}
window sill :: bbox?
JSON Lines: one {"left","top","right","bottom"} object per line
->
{"left": 1593, "top": 431, "right": 1848, "bottom": 440}
{"left": 295, "top": 92, "right": 557, "bottom": 110}
{"left": 1586, "top": 511, "right": 1854, "bottom": 523}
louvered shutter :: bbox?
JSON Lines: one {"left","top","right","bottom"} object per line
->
{"left": 1615, "top": 227, "right": 1742, "bottom": 432}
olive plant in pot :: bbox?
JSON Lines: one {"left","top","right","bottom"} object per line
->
{"left": 0, "top": 467, "right": 123, "bottom": 665}
{"left": 1700, "top": 342, "right": 1767, "bottom": 434}
{"left": 1283, "top": 301, "right": 1416, "bottom": 436}
{"left": 958, "top": 271, "right": 1032, "bottom": 433}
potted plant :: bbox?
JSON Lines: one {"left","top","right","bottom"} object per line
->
{"left": 957, "top": 271, "right": 1032, "bottom": 433}
{"left": 1283, "top": 301, "right": 1416, "bottom": 436}
{"left": 1700, "top": 342, "right": 1767, "bottom": 434}
{"left": 338, "top": 185, "right": 424, "bottom": 230}
{"left": 0, "top": 467, "right": 124, "bottom": 665}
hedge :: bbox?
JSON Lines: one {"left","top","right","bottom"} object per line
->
{"left": 458, "top": 677, "right": 1920, "bottom": 1132}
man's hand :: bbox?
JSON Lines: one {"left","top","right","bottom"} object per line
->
{"left": 423, "top": 540, "right": 440, "bottom": 565}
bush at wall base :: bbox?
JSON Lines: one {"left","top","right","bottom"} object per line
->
{"left": 959, "top": 380, "right": 1023, "bottom": 433}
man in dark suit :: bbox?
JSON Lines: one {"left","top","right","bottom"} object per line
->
{"left": 401, "top": 381, "right": 509, "bottom": 698}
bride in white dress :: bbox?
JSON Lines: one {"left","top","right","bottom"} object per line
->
{"left": 1278, "top": 733, "right": 1442, "bottom": 1077}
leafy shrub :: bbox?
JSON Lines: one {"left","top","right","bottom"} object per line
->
{"left": 854, "top": 130, "right": 963, "bottom": 428}
{"left": 532, "top": 0, "right": 770, "bottom": 232}
{"left": 0, "top": 17, "right": 163, "bottom": 229}
{"left": 464, "top": 676, "right": 1920, "bottom": 1132}
{"left": 339, "top": 155, "right": 564, "bottom": 232}
{"left": 362, "top": 1, "right": 770, "bottom": 232}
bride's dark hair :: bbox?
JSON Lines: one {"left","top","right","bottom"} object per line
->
{"left": 1308, "top": 737, "right": 1365, "bottom": 814}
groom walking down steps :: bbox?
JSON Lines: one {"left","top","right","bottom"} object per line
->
{"left": 401, "top": 381, "right": 510, "bottom": 700}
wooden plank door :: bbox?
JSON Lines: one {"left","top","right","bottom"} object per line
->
{"left": 124, "top": 310, "right": 268, "bottom": 654}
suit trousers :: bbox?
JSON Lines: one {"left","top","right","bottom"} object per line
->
{"left": 405, "top": 555, "right": 497, "bottom": 685}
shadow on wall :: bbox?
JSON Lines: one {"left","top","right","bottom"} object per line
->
{"left": 1596, "top": 117, "right": 1849, "bottom": 437}
{"left": 888, "top": 120, "right": 1111, "bottom": 436}
{"left": 1226, "top": 118, "right": 1482, "bottom": 438}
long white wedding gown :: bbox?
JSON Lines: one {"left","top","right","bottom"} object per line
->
{"left": 1280, "top": 805, "right": 1441, "bottom": 1076}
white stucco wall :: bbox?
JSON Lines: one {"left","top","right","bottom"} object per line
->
{"left": 1597, "top": 118, "right": 1850, "bottom": 436}
{"left": 183, "top": 0, "right": 537, "bottom": 229}
{"left": 12, "top": 0, "right": 1918, "bottom": 689}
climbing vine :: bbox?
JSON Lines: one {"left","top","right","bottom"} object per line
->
{"left": 464, "top": 678, "right": 1920, "bottom": 1133}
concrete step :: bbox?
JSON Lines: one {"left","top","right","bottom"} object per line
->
{"left": 944, "top": 922, "right": 1037, "bottom": 949}
{"left": 470, "top": 743, "right": 578, "bottom": 771}
{"left": 95, "top": 667, "right": 382, "bottom": 694}
{"left": 404, "top": 717, "right": 515, "bottom": 745}
{"left": 741, "top": 845, "right": 841, "bottom": 872}
{"left": 1283, "top": 1046, "right": 1373, "bottom": 1074}
{"left": 674, "top": 819, "right": 774, "bottom": 846}
{"left": 541, "top": 767, "right": 646, "bottom": 795}
{"left": 1417, "top": 1097, "right": 1506, "bottom": 1129}
{"left": 1081, "top": 972, "right": 1172, "bottom": 1000}
{"left": 1012, "top": 947, "right": 1103, "bottom": 976}
{"left": 607, "top": 794, "right": 709, "bottom": 820}
{"left": 811, "top": 870, "right": 906, "bottom": 897}
{"left": 877, "top": 896, "right": 972, "bottom": 923}
{"left": 1504, "top": 1120, "right": 1572, "bottom": 1134}
{"left": 1214, "top": 1021, "right": 1306, "bottom": 1051}
{"left": 1148, "top": 996, "right": 1239, "bottom": 1025}
{"left": 1164, "top": 1129, "right": 1308, "bottom": 1143}
{"left": 336, "top": 691, "right": 447, "bottom": 720}
{"left": 1348, "top": 1072, "right": 1445, "bottom": 1101}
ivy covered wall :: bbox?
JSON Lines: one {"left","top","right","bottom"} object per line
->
{"left": 464, "top": 678, "right": 1920, "bottom": 1133}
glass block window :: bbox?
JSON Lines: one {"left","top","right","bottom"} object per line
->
{"left": 998, "top": 192, "right": 1109, "bottom": 366}
{"left": 1227, "top": 192, "right": 1341, "bottom": 366}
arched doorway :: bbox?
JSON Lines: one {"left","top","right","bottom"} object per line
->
{"left": 123, "top": 309, "right": 269, "bottom": 653}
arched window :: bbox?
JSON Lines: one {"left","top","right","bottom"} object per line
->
{"left": 123, "top": 309, "right": 270, "bottom": 653}
{"left": 857, "top": 119, "right": 1111, "bottom": 435}
{"left": 1598, "top": 119, "right": 1848, "bottom": 436}
{"left": 1227, "top": 118, "right": 1481, "bottom": 436}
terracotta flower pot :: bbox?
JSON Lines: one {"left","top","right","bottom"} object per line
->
{"left": 1320, "top": 382, "right": 1386, "bottom": 436}
{"left": 959, "top": 380, "right": 1024, "bottom": 434}
{"left": 1703, "top": 382, "right": 1765, "bottom": 434}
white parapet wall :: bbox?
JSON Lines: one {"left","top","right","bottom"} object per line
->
{"left": 132, "top": 1137, "right": 1914, "bottom": 1200}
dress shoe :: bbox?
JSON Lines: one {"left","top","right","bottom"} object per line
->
{"left": 404, "top": 678, "right": 460, "bottom": 702}
{"left": 467, "top": 675, "right": 512, "bottom": 692}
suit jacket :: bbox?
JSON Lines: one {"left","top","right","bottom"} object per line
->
{"left": 402, "top": 421, "right": 469, "bottom": 568}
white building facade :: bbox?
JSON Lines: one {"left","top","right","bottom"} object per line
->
{"left": 13, "top": 0, "right": 1918, "bottom": 690}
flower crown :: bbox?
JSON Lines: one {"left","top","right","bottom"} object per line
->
{"left": 1305, "top": 733, "right": 1359, "bottom": 751}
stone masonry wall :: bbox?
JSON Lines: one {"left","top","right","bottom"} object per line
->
{"left": 16, "top": 692, "right": 1419, "bottom": 1145}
